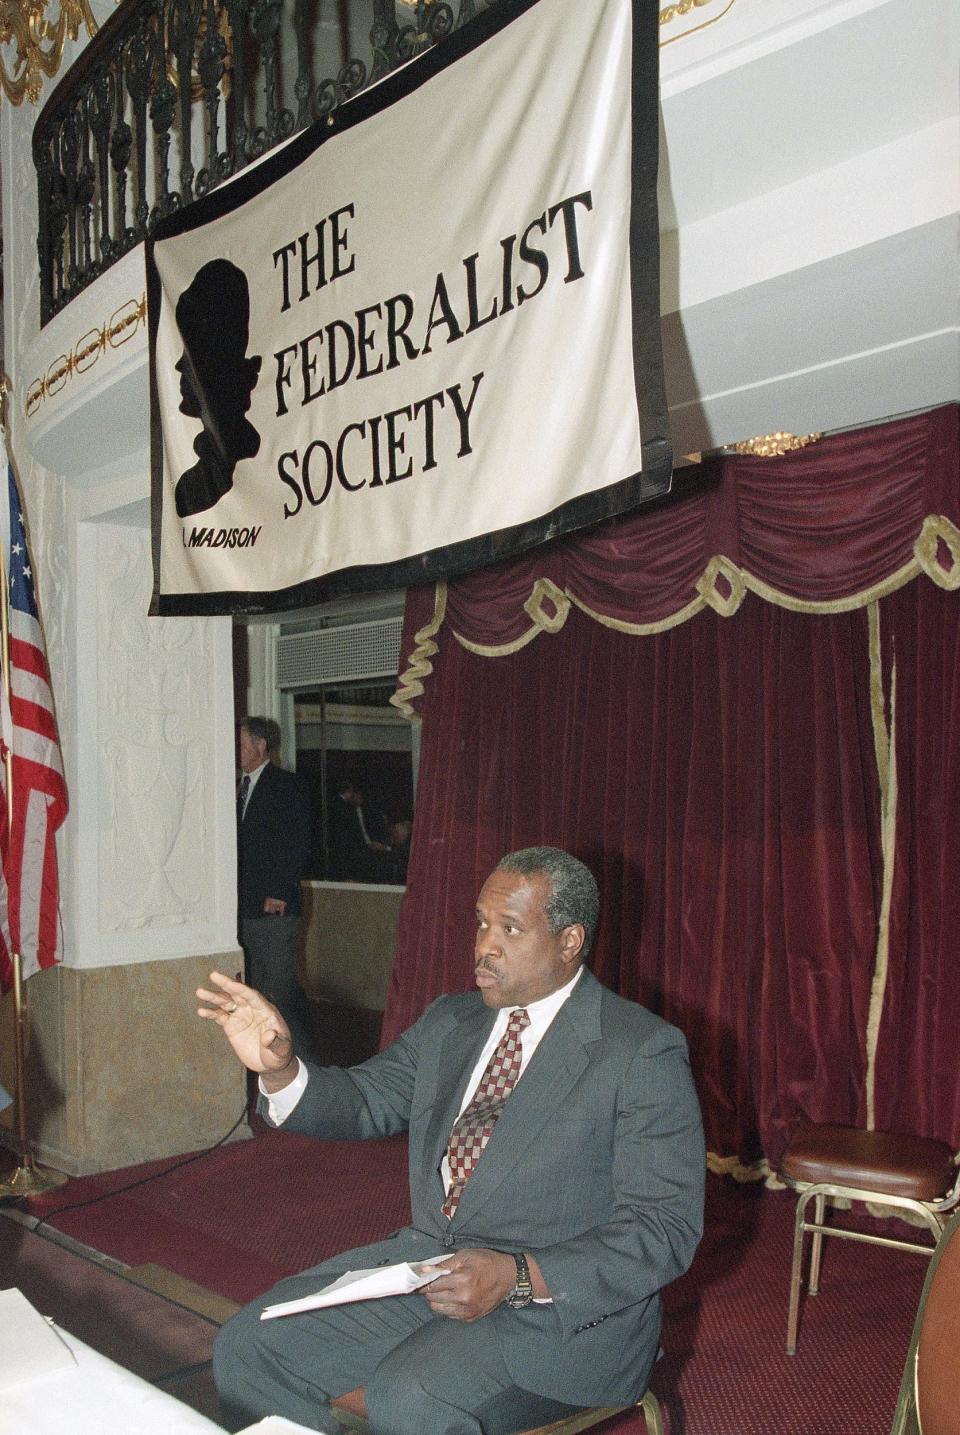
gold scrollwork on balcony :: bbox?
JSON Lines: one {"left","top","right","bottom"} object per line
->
{"left": 0, "top": 0, "right": 733, "bottom": 108}
{"left": 0, "top": 0, "right": 98, "bottom": 106}
{"left": 167, "top": 5, "right": 233, "bottom": 105}
{"left": 25, "top": 294, "right": 148, "bottom": 417}
{"left": 396, "top": 0, "right": 734, "bottom": 46}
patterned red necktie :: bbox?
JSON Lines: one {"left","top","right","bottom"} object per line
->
{"left": 442, "top": 1007, "right": 530, "bottom": 1219}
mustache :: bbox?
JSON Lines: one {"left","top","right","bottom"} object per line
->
{"left": 474, "top": 961, "right": 498, "bottom": 975}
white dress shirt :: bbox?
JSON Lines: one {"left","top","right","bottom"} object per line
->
{"left": 238, "top": 758, "right": 269, "bottom": 819}
{"left": 450, "top": 965, "right": 583, "bottom": 1124}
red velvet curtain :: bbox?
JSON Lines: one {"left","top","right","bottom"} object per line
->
{"left": 394, "top": 403, "right": 958, "bottom": 642}
{"left": 384, "top": 406, "right": 960, "bottom": 1169}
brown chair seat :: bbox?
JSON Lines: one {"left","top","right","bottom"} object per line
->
{"left": 781, "top": 1123, "right": 957, "bottom": 1201}
{"left": 330, "top": 1388, "right": 367, "bottom": 1425}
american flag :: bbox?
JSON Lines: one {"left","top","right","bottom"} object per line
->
{"left": 0, "top": 441, "right": 68, "bottom": 991}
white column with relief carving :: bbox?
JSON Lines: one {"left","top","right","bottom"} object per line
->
{"left": 21, "top": 493, "right": 248, "bottom": 1174}
{"left": 74, "top": 519, "right": 238, "bottom": 966}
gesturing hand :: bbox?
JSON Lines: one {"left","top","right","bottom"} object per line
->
{"left": 196, "top": 970, "right": 297, "bottom": 1084}
{"left": 422, "top": 1248, "right": 517, "bottom": 1322}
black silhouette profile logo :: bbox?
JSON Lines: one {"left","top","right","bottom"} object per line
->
{"left": 173, "top": 258, "right": 263, "bottom": 519}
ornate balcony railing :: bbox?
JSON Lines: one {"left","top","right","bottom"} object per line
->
{"left": 34, "top": 0, "right": 496, "bottom": 325}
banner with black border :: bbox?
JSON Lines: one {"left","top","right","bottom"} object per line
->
{"left": 148, "top": 0, "right": 671, "bottom": 616}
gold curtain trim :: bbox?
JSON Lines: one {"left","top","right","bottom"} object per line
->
{"left": 389, "top": 582, "right": 447, "bottom": 720}
{"left": 707, "top": 1151, "right": 770, "bottom": 1183}
{"left": 453, "top": 620, "right": 543, "bottom": 659}
{"left": 452, "top": 578, "right": 572, "bottom": 658}
{"left": 447, "top": 545, "right": 933, "bottom": 660}
{"left": 868, "top": 602, "right": 889, "bottom": 811}
{"left": 865, "top": 624, "right": 897, "bottom": 1132}
{"left": 698, "top": 554, "right": 747, "bottom": 617}
{"left": 741, "top": 558, "right": 921, "bottom": 615}
{"left": 524, "top": 577, "right": 570, "bottom": 634}
{"left": 401, "top": 517, "right": 958, "bottom": 714}
{"left": 569, "top": 590, "right": 706, "bottom": 636}
{"left": 914, "top": 514, "right": 960, "bottom": 591}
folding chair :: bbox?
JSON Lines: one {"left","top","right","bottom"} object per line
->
{"left": 780, "top": 1121, "right": 960, "bottom": 1354}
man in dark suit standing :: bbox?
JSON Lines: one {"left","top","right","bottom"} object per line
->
{"left": 237, "top": 717, "right": 314, "bottom": 1057}
{"left": 200, "top": 845, "right": 704, "bottom": 1435}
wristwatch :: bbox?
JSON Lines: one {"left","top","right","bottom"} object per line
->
{"left": 505, "top": 1251, "right": 534, "bottom": 1309}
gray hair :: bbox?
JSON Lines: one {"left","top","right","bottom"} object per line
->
{"left": 495, "top": 846, "right": 600, "bottom": 957}
{"left": 240, "top": 716, "right": 281, "bottom": 753}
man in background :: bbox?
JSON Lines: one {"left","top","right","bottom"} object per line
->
{"left": 237, "top": 717, "right": 315, "bottom": 1056}
{"left": 326, "top": 774, "right": 390, "bottom": 881}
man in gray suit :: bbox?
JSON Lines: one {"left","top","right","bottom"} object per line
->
{"left": 199, "top": 846, "right": 704, "bottom": 1435}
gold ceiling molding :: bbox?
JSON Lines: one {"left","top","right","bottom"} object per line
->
{"left": 733, "top": 431, "right": 823, "bottom": 458}
{"left": 0, "top": 0, "right": 98, "bottom": 106}
{"left": 659, "top": 0, "right": 739, "bottom": 45}
{"left": 25, "top": 293, "right": 147, "bottom": 417}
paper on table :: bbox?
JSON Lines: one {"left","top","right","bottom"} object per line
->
{"left": 260, "top": 1254, "right": 450, "bottom": 1320}
{"left": 0, "top": 1288, "right": 77, "bottom": 1390}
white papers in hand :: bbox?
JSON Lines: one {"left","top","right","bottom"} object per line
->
{"left": 260, "top": 1255, "right": 449, "bottom": 1321}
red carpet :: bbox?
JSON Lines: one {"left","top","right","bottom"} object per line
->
{"left": 26, "top": 1132, "right": 926, "bottom": 1434}
{"left": 27, "top": 1124, "right": 411, "bottom": 1305}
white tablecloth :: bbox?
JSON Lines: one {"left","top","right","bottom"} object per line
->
{"left": 0, "top": 1290, "right": 315, "bottom": 1435}
{"left": 0, "top": 1322, "right": 226, "bottom": 1435}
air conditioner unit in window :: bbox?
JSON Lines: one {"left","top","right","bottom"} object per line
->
{"left": 275, "top": 616, "right": 404, "bottom": 690}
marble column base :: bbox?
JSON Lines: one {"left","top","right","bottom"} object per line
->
{"left": 1, "top": 951, "right": 248, "bottom": 1175}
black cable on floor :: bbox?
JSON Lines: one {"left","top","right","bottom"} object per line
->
{"left": 29, "top": 1100, "right": 250, "bottom": 1235}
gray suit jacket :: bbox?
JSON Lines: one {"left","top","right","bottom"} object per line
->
{"left": 280, "top": 969, "right": 704, "bottom": 1406}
